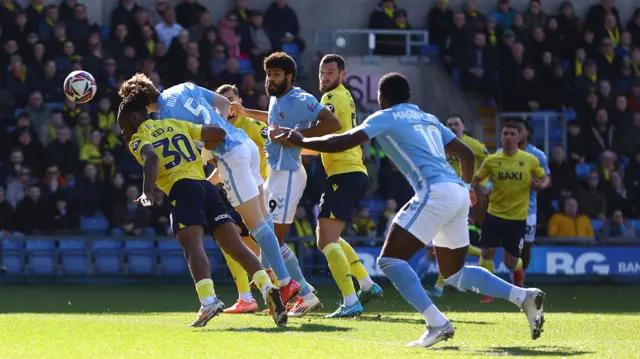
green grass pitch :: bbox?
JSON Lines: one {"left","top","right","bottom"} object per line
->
{"left": 1, "top": 284, "right": 639, "bottom": 358}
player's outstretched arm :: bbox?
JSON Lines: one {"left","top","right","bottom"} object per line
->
{"left": 445, "top": 137, "right": 475, "bottom": 183}
{"left": 276, "top": 126, "right": 369, "bottom": 153}
{"left": 139, "top": 144, "right": 159, "bottom": 206}
{"left": 298, "top": 108, "right": 342, "bottom": 138}
{"left": 230, "top": 102, "right": 268, "bottom": 122}
{"left": 201, "top": 125, "right": 227, "bottom": 150}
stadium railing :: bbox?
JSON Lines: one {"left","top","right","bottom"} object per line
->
{"left": 314, "top": 29, "right": 430, "bottom": 57}
{"left": 495, "top": 111, "right": 569, "bottom": 157}
{"left": 2, "top": 236, "right": 640, "bottom": 283}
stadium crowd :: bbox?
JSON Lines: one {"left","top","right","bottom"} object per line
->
{"left": 0, "top": 0, "right": 639, "bottom": 240}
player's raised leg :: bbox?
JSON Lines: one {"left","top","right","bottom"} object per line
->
{"left": 222, "top": 247, "right": 258, "bottom": 314}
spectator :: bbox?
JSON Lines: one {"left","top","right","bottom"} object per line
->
{"left": 578, "top": 92, "right": 600, "bottom": 127}
{"left": 257, "top": 93, "right": 269, "bottom": 111}
{"left": 73, "top": 163, "right": 105, "bottom": 217}
{"left": 581, "top": 29, "right": 599, "bottom": 60}
{"left": 369, "top": 0, "right": 397, "bottom": 36}
{"left": 628, "top": 9, "right": 640, "bottom": 47}
{"left": 586, "top": 0, "right": 620, "bottom": 34}
{"left": 548, "top": 197, "right": 595, "bottom": 238}
{"left": 629, "top": 80, "right": 640, "bottom": 113}
{"left": 556, "top": 1, "right": 582, "bottom": 60}
{"left": 444, "top": 12, "right": 470, "bottom": 72}
{"left": 208, "top": 43, "right": 228, "bottom": 77}
{"left": 597, "top": 80, "right": 614, "bottom": 111}
{"left": 488, "top": 0, "right": 517, "bottom": 30}
{"left": 3, "top": 54, "right": 35, "bottom": 107}
{"left": 545, "top": 59, "right": 570, "bottom": 110}
{"left": 544, "top": 18, "right": 562, "bottom": 57}
{"left": 129, "top": 8, "right": 152, "bottom": 48}
{"left": 44, "top": 21, "right": 68, "bottom": 58}
{"left": 175, "top": 0, "right": 206, "bottom": 30}
{"left": 502, "top": 42, "right": 525, "bottom": 82}
{"left": 218, "top": 13, "right": 242, "bottom": 58}
{"left": 0, "top": 39, "right": 20, "bottom": 71}
{"left": 585, "top": 108, "right": 617, "bottom": 162}
{"left": 15, "top": 184, "right": 52, "bottom": 234}
{"left": 183, "top": 56, "right": 207, "bottom": 87}
{"left": 1, "top": 147, "right": 24, "bottom": 183}
{"left": 5, "top": 165, "right": 34, "bottom": 208}
{"left": 263, "top": 0, "right": 304, "bottom": 52}
{"left": 427, "top": 0, "right": 453, "bottom": 56}
{"left": 611, "top": 95, "right": 633, "bottom": 129}
{"left": 107, "top": 23, "right": 129, "bottom": 61}
{"left": 137, "top": 24, "right": 158, "bottom": 59}
{"left": 459, "top": 32, "right": 497, "bottom": 100}
{"left": 111, "top": 0, "right": 141, "bottom": 30}
{"left": 247, "top": 10, "right": 272, "bottom": 78}
{"left": 36, "top": 60, "right": 64, "bottom": 103}
{"left": 549, "top": 145, "right": 579, "bottom": 200}
{"left": 13, "top": 128, "right": 44, "bottom": 176}
{"left": 503, "top": 65, "right": 543, "bottom": 112}
{"left": 523, "top": 0, "right": 547, "bottom": 30}
{"left": 104, "top": 172, "right": 126, "bottom": 219}
{"left": 97, "top": 57, "right": 122, "bottom": 96}
{"left": 26, "top": 0, "right": 45, "bottom": 31}
{"left": 625, "top": 147, "right": 640, "bottom": 194}
{"left": 51, "top": 195, "right": 80, "bottom": 234}
{"left": 79, "top": 130, "right": 105, "bottom": 168}
{"left": 238, "top": 73, "right": 260, "bottom": 109}
{"left": 0, "top": 0, "right": 23, "bottom": 27}
{"left": 599, "top": 13, "right": 622, "bottom": 46}
{"left": 616, "top": 112, "right": 640, "bottom": 158}
{"left": 607, "top": 171, "right": 636, "bottom": 217}
{"left": 149, "top": 188, "right": 170, "bottom": 235}
{"left": 290, "top": 205, "right": 313, "bottom": 237}
{"left": 570, "top": 59, "right": 599, "bottom": 108}
{"left": 46, "top": 126, "right": 79, "bottom": 179}
{"left": 351, "top": 205, "right": 376, "bottom": 237}
{"left": 74, "top": 112, "right": 93, "bottom": 148}
{"left": 600, "top": 209, "right": 635, "bottom": 238}
{"left": 511, "top": 13, "right": 528, "bottom": 43}
{"left": 40, "top": 164, "right": 67, "bottom": 201}
{"left": 579, "top": 171, "right": 608, "bottom": 220}
{"left": 40, "top": 109, "right": 66, "bottom": 146}
{"left": 376, "top": 198, "right": 397, "bottom": 237}
{"left": 155, "top": 7, "right": 184, "bottom": 49}
{"left": 109, "top": 184, "right": 154, "bottom": 237}
{"left": 616, "top": 30, "right": 633, "bottom": 62}
{"left": 597, "top": 150, "right": 618, "bottom": 188}
{"left": 188, "top": 11, "right": 211, "bottom": 43}
{"left": 230, "top": 0, "right": 253, "bottom": 25}
{"left": 37, "top": 4, "right": 58, "bottom": 40}
{"left": 219, "top": 58, "right": 242, "bottom": 87}
{"left": 528, "top": 26, "right": 549, "bottom": 66}
{"left": 597, "top": 37, "right": 623, "bottom": 81}
{"left": 0, "top": 187, "right": 15, "bottom": 233}
{"left": 463, "top": 0, "right": 486, "bottom": 32}
{"left": 68, "top": 4, "right": 98, "bottom": 55}
{"left": 119, "top": 44, "right": 142, "bottom": 79}
{"left": 58, "top": 0, "right": 77, "bottom": 24}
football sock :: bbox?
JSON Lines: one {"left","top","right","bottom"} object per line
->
{"left": 444, "top": 265, "right": 527, "bottom": 307}
{"left": 322, "top": 243, "right": 357, "bottom": 304}
{"left": 251, "top": 221, "right": 290, "bottom": 283}
{"left": 480, "top": 257, "right": 495, "bottom": 274}
{"left": 195, "top": 278, "right": 216, "bottom": 305}
{"left": 378, "top": 256, "right": 447, "bottom": 327}
{"left": 339, "top": 238, "right": 374, "bottom": 290}
{"left": 252, "top": 269, "right": 273, "bottom": 295}
{"left": 264, "top": 213, "right": 275, "bottom": 232}
{"left": 468, "top": 245, "right": 482, "bottom": 257}
{"left": 514, "top": 258, "right": 523, "bottom": 271}
{"left": 239, "top": 292, "right": 254, "bottom": 303}
{"left": 221, "top": 249, "right": 251, "bottom": 298}
{"left": 281, "top": 244, "right": 311, "bottom": 296}
{"left": 435, "top": 273, "right": 445, "bottom": 290}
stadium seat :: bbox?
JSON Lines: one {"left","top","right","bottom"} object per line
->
{"left": 591, "top": 219, "right": 604, "bottom": 232}
{"left": 563, "top": 110, "right": 576, "bottom": 122}
{"left": 237, "top": 58, "right": 254, "bottom": 74}
{"left": 282, "top": 43, "right": 301, "bottom": 74}
{"left": 45, "top": 102, "right": 64, "bottom": 110}
{"left": 80, "top": 215, "right": 109, "bottom": 236}
{"left": 124, "top": 240, "right": 156, "bottom": 275}
{"left": 360, "top": 198, "right": 386, "bottom": 218}
{"left": 575, "top": 163, "right": 595, "bottom": 179}
{"left": 420, "top": 45, "right": 440, "bottom": 57}
{"left": 92, "top": 240, "right": 122, "bottom": 275}
{"left": 59, "top": 240, "right": 88, "bottom": 275}
{"left": 99, "top": 24, "right": 110, "bottom": 40}
{"left": 2, "top": 239, "right": 24, "bottom": 275}
{"left": 26, "top": 240, "right": 57, "bottom": 275}
{"left": 203, "top": 240, "right": 223, "bottom": 275}
{"left": 158, "top": 240, "right": 188, "bottom": 275}
{"left": 14, "top": 108, "right": 24, "bottom": 117}
{"left": 551, "top": 200, "right": 560, "bottom": 212}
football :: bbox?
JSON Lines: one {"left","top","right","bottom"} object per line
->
{"left": 63, "top": 70, "right": 97, "bottom": 104}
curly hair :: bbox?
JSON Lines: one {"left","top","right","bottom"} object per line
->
{"left": 117, "top": 73, "right": 160, "bottom": 134}
{"left": 263, "top": 51, "right": 297, "bottom": 81}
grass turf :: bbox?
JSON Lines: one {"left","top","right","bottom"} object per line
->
{"left": 0, "top": 284, "right": 639, "bottom": 358}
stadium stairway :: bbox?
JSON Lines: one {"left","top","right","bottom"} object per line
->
{"left": 477, "top": 106, "right": 499, "bottom": 152}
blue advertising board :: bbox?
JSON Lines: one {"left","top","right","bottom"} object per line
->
{"left": 352, "top": 246, "right": 640, "bottom": 277}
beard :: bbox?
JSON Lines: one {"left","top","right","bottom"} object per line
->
{"left": 320, "top": 79, "right": 340, "bottom": 93}
{"left": 265, "top": 79, "right": 289, "bottom": 97}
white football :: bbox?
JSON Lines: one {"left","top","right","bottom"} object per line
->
{"left": 63, "top": 70, "right": 97, "bottom": 104}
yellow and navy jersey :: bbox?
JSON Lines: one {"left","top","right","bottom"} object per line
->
{"left": 474, "top": 149, "right": 546, "bottom": 221}
{"left": 232, "top": 116, "right": 269, "bottom": 180}
{"left": 447, "top": 134, "right": 488, "bottom": 177}
{"left": 129, "top": 119, "right": 205, "bottom": 195}
{"left": 320, "top": 84, "right": 367, "bottom": 177}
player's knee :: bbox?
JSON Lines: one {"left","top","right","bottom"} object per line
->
{"left": 443, "top": 267, "right": 463, "bottom": 286}
{"left": 503, "top": 254, "right": 518, "bottom": 270}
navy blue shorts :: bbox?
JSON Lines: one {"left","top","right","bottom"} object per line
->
{"left": 480, "top": 213, "right": 526, "bottom": 257}
{"left": 215, "top": 183, "right": 250, "bottom": 237}
{"left": 318, "top": 172, "right": 368, "bottom": 222}
{"left": 168, "top": 179, "right": 234, "bottom": 235}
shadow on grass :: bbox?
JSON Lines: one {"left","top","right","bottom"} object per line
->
{"left": 434, "top": 345, "right": 593, "bottom": 357}
{"left": 354, "top": 314, "right": 491, "bottom": 326}
{"left": 211, "top": 323, "right": 352, "bottom": 333}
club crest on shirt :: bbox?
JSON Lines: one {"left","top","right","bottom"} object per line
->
{"left": 131, "top": 139, "right": 141, "bottom": 151}
{"left": 519, "top": 161, "right": 524, "bottom": 167}
{"left": 278, "top": 112, "right": 285, "bottom": 121}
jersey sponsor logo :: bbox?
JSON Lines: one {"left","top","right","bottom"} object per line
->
{"left": 260, "top": 127, "right": 268, "bottom": 139}
{"left": 214, "top": 213, "right": 232, "bottom": 222}
{"left": 325, "top": 103, "right": 335, "bottom": 113}
{"left": 131, "top": 139, "right": 141, "bottom": 151}
{"left": 497, "top": 171, "right": 523, "bottom": 180}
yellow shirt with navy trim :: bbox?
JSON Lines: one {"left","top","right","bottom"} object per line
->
{"left": 474, "top": 149, "right": 546, "bottom": 220}
{"left": 319, "top": 84, "right": 367, "bottom": 177}
{"left": 232, "top": 116, "right": 269, "bottom": 180}
{"left": 128, "top": 119, "right": 205, "bottom": 195}
{"left": 447, "top": 134, "right": 488, "bottom": 177}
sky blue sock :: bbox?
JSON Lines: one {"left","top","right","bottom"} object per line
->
{"left": 378, "top": 256, "right": 433, "bottom": 314}
{"left": 280, "top": 244, "right": 311, "bottom": 296}
{"left": 445, "top": 265, "right": 512, "bottom": 301}
{"left": 264, "top": 213, "right": 275, "bottom": 232}
{"left": 251, "top": 221, "right": 289, "bottom": 281}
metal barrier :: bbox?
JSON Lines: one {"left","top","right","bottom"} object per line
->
{"left": 495, "top": 112, "right": 568, "bottom": 157}
{"left": 314, "top": 29, "right": 429, "bottom": 57}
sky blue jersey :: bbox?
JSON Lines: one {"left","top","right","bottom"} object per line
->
{"left": 155, "top": 83, "right": 247, "bottom": 156}
{"left": 359, "top": 103, "right": 463, "bottom": 192}
{"left": 267, "top": 87, "right": 323, "bottom": 171}
{"left": 493, "top": 143, "right": 550, "bottom": 215}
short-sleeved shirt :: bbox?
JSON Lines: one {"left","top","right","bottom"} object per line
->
{"left": 447, "top": 134, "right": 488, "bottom": 177}
{"left": 266, "top": 87, "right": 323, "bottom": 171}
{"left": 319, "top": 84, "right": 367, "bottom": 177}
{"left": 232, "top": 116, "right": 269, "bottom": 180}
{"left": 474, "top": 149, "right": 546, "bottom": 221}
{"left": 359, "top": 103, "right": 463, "bottom": 193}
{"left": 128, "top": 118, "right": 205, "bottom": 195}
{"left": 156, "top": 82, "right": 247, "bottom": 156}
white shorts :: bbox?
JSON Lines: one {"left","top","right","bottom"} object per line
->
{"left": 216, "top": 140, "right": 264, "bottom": 207}
{"left": 524, "top": 213, "right": 537, "bottom": 243}
{"left": 393, "top": 182, "right": 470, "bottom": 250}
{"left": 266, "top": 167, "right": 307, "bottom": 224}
